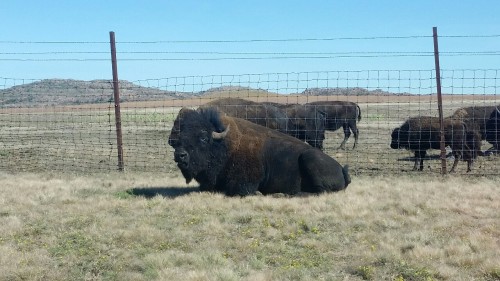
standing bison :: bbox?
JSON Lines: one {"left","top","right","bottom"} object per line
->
{"left": 204, "top": 98, "right": 326, "bottom": 149}
{"left": 306, "top": 101, "right": 361, "bottom": 150}
{"left": 168, "top": 107, "right": 350, "bottom": 196}
{"left": 277, "top": 103, "right": 326, "bottom": 150}
{"left": 485, "top": 107, "right": 500, "bottom": 151}
{"left": 390, "top": 116, "right": 481, "bottom": 172}
{"left": 451, "top": 105, "right": 499, "bottom": 140}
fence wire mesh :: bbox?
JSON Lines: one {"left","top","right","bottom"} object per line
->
{"left": 1, "top": 69, "right": 499, "bottom": 175}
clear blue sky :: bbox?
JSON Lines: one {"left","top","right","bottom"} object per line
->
{"left": 1, "top": 0, "right": 499, "bottom": 87}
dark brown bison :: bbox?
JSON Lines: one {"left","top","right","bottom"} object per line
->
{"left": 485, "top": 107, "right": 500, "bottom": 151}
{"left": 168, "top": 107, "right": 350, "bottom": 196}
{"left": 277, "top": 103, "right": 326, "bottom": 150}
{"left": 451, "top": 105, "right": 499, "bottom": 140}
{"left": 204, "top": 98, "right": 326, "bottom": 149}
{"left": 390, "top": 116, "right": 481, "bottom": 172}
{"left": 203, "top": 98, "right": 288, "bottom": 131}
{"left": 305, "top": 101, "right": 361, "bottom": 150}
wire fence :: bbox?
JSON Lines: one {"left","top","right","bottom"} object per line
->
{"left": 1, "top": 32, "right": 499, "bottom": 176}
{"left": 1, "top": 70, "right": 499, "bottom": 175}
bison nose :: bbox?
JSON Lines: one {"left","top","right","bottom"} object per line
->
{"left": 174, "top": 149, "right": 189, "bottom": 165}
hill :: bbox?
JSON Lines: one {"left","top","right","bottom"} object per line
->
{"left": 300, "top": 87, "right": 402, "bottom": 96}
{"left": 0, "top": 79, "right": 402, "bottom": 108}
{"left": 0, "top": 79, "right": 185, "bottom": 108}
{"left": 199, "top": 86, "right": 282, "bottom": 99}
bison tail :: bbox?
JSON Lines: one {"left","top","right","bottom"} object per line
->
{"left": 356, "top": 105, "right": 362, "bottom": 122}
{"left": 342, "top": 165, "right": 351, "bottom": 188}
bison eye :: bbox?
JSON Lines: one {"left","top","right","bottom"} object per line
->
{"left": 199, "top": 130, "right": 210, "bottom": 144}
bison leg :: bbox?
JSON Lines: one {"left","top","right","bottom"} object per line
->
{"left": 338, "top": 124, "right": 351, "bottom": 150}
{"left": 449, "top": 153, "right": 461, "bottom": 173}
{"left": 352, "top": 125, "right": 359, "bottom": 150}
{"left": 466, "top": 159, "right": 473, "bottom": 172}
{"left": 414, "top": 150, "right": 426, "bottom": 171}
{"left": 224, "top": 181, "right": 260, "bottom": 196}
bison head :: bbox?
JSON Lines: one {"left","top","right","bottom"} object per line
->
{"left": 168, "top": 108, "right": 230, "bottom": 191}
{"left": 390, "top": 127, "right": 409, "bottom": 149}
{"left": 485, "top": 107, "right": 500, "bottom": 146}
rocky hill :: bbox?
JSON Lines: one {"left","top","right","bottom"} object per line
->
{"left": 0, "top": 79, "right": 186, "bottom": 108}
{"left": 300, "top": 87, "right": 401, "bottom": 96}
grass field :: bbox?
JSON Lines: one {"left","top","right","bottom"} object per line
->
{"left": 0, "top": 172, "right": 498, "bottom": 280}
{"left": 1, "top": 93, "right": 499, "bottom": 280}
{"left": 1, "top": 94, "right": 499, "bottom": 175}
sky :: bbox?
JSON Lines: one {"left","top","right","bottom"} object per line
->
{"left": 1, "top": 1, "right": 499, "bottom": 93}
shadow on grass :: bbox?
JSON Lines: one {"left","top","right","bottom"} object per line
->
{"left": 128, "top": 186, "right": 200, "bottom": 199}
{"left": 126, "top": 187, "right": 328, "bottom": 199}
{"left": 397, "top": 153, "right": 447, "bottom": 163}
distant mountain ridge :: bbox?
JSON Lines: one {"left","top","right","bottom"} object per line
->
{"left": 300, "top": 87, "right": 403, "bottom": 96}
{"left": 0, "top": 79, "right": 185, "bottom": 107}
{"left": 0, "top": 79, "right": 399, "bottom": 108}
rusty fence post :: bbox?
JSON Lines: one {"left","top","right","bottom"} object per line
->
{"left": 109, "top": 31, "right": 125, "bottom": 171}
{"left": 433, "top": 27, "right": 447, "bottom": 175}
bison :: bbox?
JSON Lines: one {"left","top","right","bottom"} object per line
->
{"left": 277, "top": 103, "right": 326, "bottom": 150}
{"left": 168, "top": 107, "right": 350, "bottom": 196}
{"left": 451, "top": 105, "right": 499, "bottom": 140}
{"left": 204, "top": 98, "right": 326, "bottom": 149}
{"left": 306, "top": 101, "right": 361, "bottom": 150}
{"left": 485, "top": 107, "right": 500, "bottom": 151}
{"left": 203, "top": 98, "right": 288, "bottom": 131}
{"left": 390, "top": 116, "right": 481, "bottom": 172}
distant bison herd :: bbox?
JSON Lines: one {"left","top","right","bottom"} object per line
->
{"left": 168, "top": 98, "right": 499, "bottom": 196}
{"left": 390, "top": 105, "right": 499, "bottom": 173}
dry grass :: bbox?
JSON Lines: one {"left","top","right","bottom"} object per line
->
{"left": 0, "top": 172, "right": 498, "bottom": 281}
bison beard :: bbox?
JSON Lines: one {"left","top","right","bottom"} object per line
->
{"left": 168, "top": 107, "right": 350, "bottom": 196}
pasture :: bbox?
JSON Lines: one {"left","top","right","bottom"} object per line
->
{"left": 0, "top": 94, "right": 499, "bottom": 175}
{"left": 0, "top": 172, "right": 498, "bottom": 280}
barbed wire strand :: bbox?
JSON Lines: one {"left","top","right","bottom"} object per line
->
{"left": 1, "top": 34, "right": 500, "bottom": 44}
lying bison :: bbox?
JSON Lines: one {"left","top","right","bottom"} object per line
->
{"left": 390, "top": 116, "right": 481, "bottom": 172}
{"left": 306, "top": 101, "right": 361, "bottom": 150}
{"left": 485, "top": 107, "right": 500, "bottom": 151}
{"left": 204, "top": 98, "right": 326, "bottom": 149}
{"left": 168, "top": 107, "right": 350, "bottom": 196}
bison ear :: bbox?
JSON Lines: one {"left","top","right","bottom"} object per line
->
{"left": 212, "top": 125, "right": 230, "bottom": 140}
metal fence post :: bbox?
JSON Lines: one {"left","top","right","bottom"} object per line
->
{"left": 433, "top": 27, "right": 447, "bottom": 175}
{"left": 109, "top": 31, "right": 125, "bottom": 171}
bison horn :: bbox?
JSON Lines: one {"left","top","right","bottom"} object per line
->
{"left": 212, "top": 125, "right": 230, "bottom": 140}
